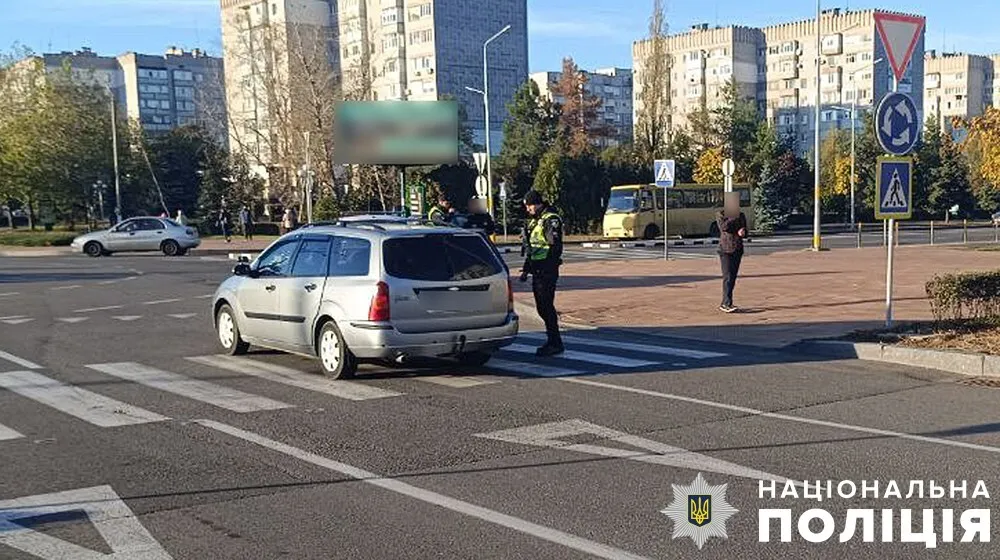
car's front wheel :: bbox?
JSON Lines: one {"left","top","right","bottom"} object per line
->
{"left": 84, "top": 241, "right": 104, "bottom": 258}
{"left": 216, "top": 304, "right": 249, "bottom": 355}
{"left": 317, "top": 321, "right": 357, "bottom": 379}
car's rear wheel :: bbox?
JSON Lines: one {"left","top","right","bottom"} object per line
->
{"left": 84, "top": 241, "right": 103, "bottom": 258}
{"left": 216, "top": 304, "right": 249, "bottom": 355}
{"left": 318, "top": 321, "right": 357, "bottom": 379}
{"left": 457, "top": 351, "right": 492, "bottom": 367}
{"left": 161, "top": 239, "right": 180, "bottom": 256}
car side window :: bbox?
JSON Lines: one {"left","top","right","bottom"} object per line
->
{"left": 290, "top": 239, "right": 331, "bottom": 278}
{"left": 329, "top": 237, "right": 371, "bottom": 277}
{"left": 139, "top": 218, "right": 165, "bottom": 231}
{"left": 255, "top": 239, "right": 300, "bottom": 277}
{"left": 117, "top": 220, "right": 138, "bottom": 232}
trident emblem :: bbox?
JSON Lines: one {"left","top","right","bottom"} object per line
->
{"left": 688, "top": 495, "right": 711, "bottom": 527}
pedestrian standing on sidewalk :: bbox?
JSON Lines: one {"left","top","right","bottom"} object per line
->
{"left": 717, "top": 191, "right": 748, "bottom": 313}
{"left": 175, "top": 209, "right": 187, "bottom": 226}
{"left": 520, "top": 190, "right": 564, "bottom": 356}
{"left": 217, "top": 208, "right": 232, "bottom": 243}
{"left": 239, "top": 205, "right": 254, "bottom": 241}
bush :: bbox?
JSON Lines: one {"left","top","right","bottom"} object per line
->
{"left": 0, "top": 231, "right": 77, "bottom": 247}
{"left": 926, "top": 270, "right": 1000, "bottom": 323}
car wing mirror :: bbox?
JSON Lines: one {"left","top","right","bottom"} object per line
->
{"left": 233, "top": 263, "right": 252, "bottom": 276}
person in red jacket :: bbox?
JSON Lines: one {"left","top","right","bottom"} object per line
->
{"left": 716, "top": 192, "right": 748, "bottom": 313}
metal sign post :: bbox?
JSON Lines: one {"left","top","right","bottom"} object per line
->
{"left": 499, "top": 181, "right": 508, "bottom": 241}
{"left": 722, "top": 158, "right": 735, "bottom": 193}
{"left": 654, "top": 159, "right": 675, "bottom": 261}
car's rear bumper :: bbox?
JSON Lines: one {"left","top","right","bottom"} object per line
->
{"left": 342, "top": 313, "right": 519, "bottom": 359}
{"left": 180, "top": 238, "right": 201, "bottom": 249}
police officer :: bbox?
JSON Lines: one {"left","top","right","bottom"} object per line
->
{"left": 520, "top": 190, "right": 564, "bottom": 356}
{"left": 427, "top": 194, "right": 454, "bottom": 226}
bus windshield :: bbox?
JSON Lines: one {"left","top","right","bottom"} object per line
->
{"left": 606, "top": 189, "right": 638, "bottom": 213}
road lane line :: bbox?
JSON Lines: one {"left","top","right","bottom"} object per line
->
{"left": 0, "top": 319, "right": 33, "bottom": 325}
{"left": 0, "top": 370, "right": 168, "bottom": 427}
{"left": 112, "top": 316, "right": 143, "bottom": 322}
{"left": 87, "top": 362, "right": 292, "bottom": 413}
{"left": 0, "top": 293, "right": 20, "bottom": 297}
{"left": 0, "top": 423, "right": 23, "bottom": 440}
{"left": 168, "top": 313, "right": 198, "bottom": 319}
{"left": 486, "top": 358, "right": 585, "bottom": 378}
{"left": 519, "top": 333, "right": 728, "bottom": 360}
{"left": 56, "top": 317, "right": 90, "bottom": 324}
{"left": 505, "top": 344, "right": 657, "bottom": 369}
{"left": 49, "top": 285, "right": 82, "bottom": 291}
{"left": 562, "top": 378, "right": 1000, "bottom": 455}
{"left": 0, "top": 351, "right": 41, "bottom": 370}
{"left": 143, "top": 298, "right": 182, "bottom": 305}
{"left": 75, "top": 305, "right": 124, "bottom": 313}
{"left": 195, "top": 419, "right": 650, "bottom": 560}
{"left": 187, "top": 356, "right": 402, "bottom": 401}
{"left": 411, "top": 375, "right": 499, "bottom": 388}
{"left": 194, "top": 294, "right": 214, "bottom": 299}
{"left": 0, "top": 316, "right": 27, "bottom": 321}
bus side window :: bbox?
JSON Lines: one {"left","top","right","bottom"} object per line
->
{"left": 656, "top": 191, "right": 665, "bottom": 210}
{"left": 668, "top": 190, "right": 683, "bottom": 208}
{"left": 640, "top": 190, "right": 654, "bottom": 211}
{"left": 739, "top": 189, "right": 751, "bottom": 206}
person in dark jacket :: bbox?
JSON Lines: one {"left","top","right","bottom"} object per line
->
{"left": 239, "top": 205, "right": 254, "bottom": 241}
{"left": 520, "top": 190, "right": 564, "bottom": 356}
{"left": 217, "top": 208, "right": 232, "bottom": 243}
{"left": 463, "top": 197, "right": 496, "bottom": 236}
{"left": 427, "top": 194, "right": 454, "bottom": 226}
{"left": 717, "top": 192, "right": 748, "bottom": 312}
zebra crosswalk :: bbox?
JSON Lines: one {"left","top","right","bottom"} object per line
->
{"left": 561, "top": 247, "right": 717, "bottom": 262}
{"left": 0, "top": 333, "right": 730, "bottom": 441}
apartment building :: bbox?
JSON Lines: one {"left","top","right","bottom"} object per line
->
{"left": 632, "top": 9, "right": 925, "bottom": 155}
{"left": 632, "top": 24, "right": 763, "bottom": 133}
{"left": 529, "top": 67, "right": 634, "bottom": 145}
{"left": 27, "top": 47, "right": 226, "bottom": 144}
{"left": 762, "top": 9, "right": 923, "bottom": 152}
{"left": 923, "top": 51, "right": 991, "bottom": 135}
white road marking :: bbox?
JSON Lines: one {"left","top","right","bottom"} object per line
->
{"left": 0, "top": 350, "right": 42, "bottom": 369}
{"left": 143, "top": 298, "right": 182, "bottom": 305}
{"left": 87, "top": 362, "right": 292, "bottom": 413}
{"left": 0, "top": 370, "right": 168, "bottom": 427}
{"left": 0, "top": 423, "right": 23, "bottom": 440}
{"left": 187, "top": 355, "right": 402, "bottom": 401}
{"left": 0, "top": 292, "right": 20, "bottom": 297}
{"left": 194, "top": 294, "right": 214, "bottom": 299}
{"left": 1, "top": 318, "right": 33, "bottom": 325}
{"left": 112, "top": 316, "right": 143, "bottom": 322}
{"left": 411, "top": 375, "right": 499, "bottom": 388}
{"left": 520, "top": 333, "right": 728, "bottom": 360}
{"left": 0, "top": 485, "right": 174, "bottom": 559}
{"left": 486, "top": 358, "right": 585, "bottom": 378}
{"left": 75, "top": 305, "right": 124, "bottom": 313}
{"left": 562, "top": 378, "right": 1000, "bottom": 455}
{"left": 168, "top": 313, "right": 198, "bottom": 319}
{"left": 195, "top": 419, "right": 649, "bottom": 560}
{"left": 99, "top": 275, "right": 140, "bottom": 285}
{"left": 56, "top": 317, "right": 90, "bottom": 324}
{"left": 505, "top": 343, "right": 657, "bottom": 368}
{"left": 49, "top": 285, "right": 82, "bottom": 291}
{"left": 478, "top": 419, "right": 798, "bottom": 485}
{"left": 0, "top": 315, "right": 27, "bottom": 321}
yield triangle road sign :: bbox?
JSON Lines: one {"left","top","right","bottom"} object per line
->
{"left": 874, "top": 12, "right": 925, "bottom": 83}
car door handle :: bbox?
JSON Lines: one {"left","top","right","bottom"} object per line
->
{"left": 304, "top": 283, "right": 317, "bottom": 292}
{"left": 265, "top": 284, "right": 276, "bottom": 292}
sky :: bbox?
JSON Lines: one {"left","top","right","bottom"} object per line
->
{"left": 2, "top": 0, "right": 1000, "bottom": 72}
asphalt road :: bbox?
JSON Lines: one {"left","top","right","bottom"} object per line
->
{"left": 1, "top": 253, "right": 999, "bottom": 559}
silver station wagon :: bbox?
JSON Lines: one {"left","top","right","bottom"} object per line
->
{"left": 211, "top": 222, "right": 519, "bottom": 378}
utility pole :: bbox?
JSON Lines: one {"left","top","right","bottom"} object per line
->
{"left": 812, "top": 0, "right": 822, "bottom": 251}
{"left": 109, "top": 89, "right": 122, "bottom": 224}
{"left": 482, "top": 24, "right": 511, "bottom": 217}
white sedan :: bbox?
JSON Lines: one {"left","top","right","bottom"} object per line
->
{"left": 71, "top": 217, "right": 201, "bottom": 257}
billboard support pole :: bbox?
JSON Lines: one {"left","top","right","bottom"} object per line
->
{"left": 399, "top": 166, "right": 406, "bottom": 216}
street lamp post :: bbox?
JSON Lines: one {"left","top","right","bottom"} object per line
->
{"left": 831, "top": 59, "right": 883, "bottom": 229}
{"left": 481, "top": 24, "right": 511, "bottom": 217}
{"left": 812, "top": 0, "right": 822, "bottom": 251}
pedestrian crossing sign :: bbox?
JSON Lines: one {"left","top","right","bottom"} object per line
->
{"left": 654, "top": 159, "right": 675, "bottom": 188}
{"left": 875, "top": 156, "right": 912, "bottom": 220}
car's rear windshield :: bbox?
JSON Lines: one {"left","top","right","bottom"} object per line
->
{"left": 383, "top": 234, "right": 504, "bottom": 281}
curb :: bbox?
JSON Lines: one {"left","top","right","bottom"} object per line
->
{"left": 581, "top": 239, "right": 753, "bottom": 249}
{"left": 792, "top": 340, "right": 999, "bottom": 377}
{"left": 0, "top": 247, "right": 72, "bottom": 257}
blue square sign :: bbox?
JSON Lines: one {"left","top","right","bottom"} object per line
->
{"left": 876, "top": 156, "right": 912, "bottom": 220}
{"left": 654, "top": 159, "right": 675, "bottom": 188}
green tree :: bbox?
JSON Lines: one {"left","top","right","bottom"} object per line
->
{"left": 914, "top": 117, "right": 944, "bottom": 217}
{"left": 533, "top": 144, "right": 608, "bottom": 234}
{"left": 634, "top": 0, "right": 671, "bottom": 162}
{"left": 818, "top": 128, "right": 851, "bottom": 216}
{"left": 712, "top": 79, "right": 760, "bottom": 182}
{"left": 599, "top": 143, "right": 645, "bottom": 186}
{"left": 550, "top": 57, "right": 609, "bottom": 156}
{"left": 928, "top": 133, "right": 975, "bottom": 219}
{"left": 664, "top": 128, "right": 697, "bottom": 183}
{"left": 496, "top": 80, "right": 560, "bottom": 204}
{"left": 694, "top": 147, "right": 724, "bottom": 184}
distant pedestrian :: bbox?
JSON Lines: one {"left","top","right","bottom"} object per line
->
{"left": 239, "top": 205, "right": 254, "bottom": 241}
{"left": 281, "top": 207, "right": 298, "bottom": 234}
{"left": 175, "top": 209, "right": 187, "bottom": 226}
{"left": 217, "top": 208, "right": 232, "bottom": 243}
{"left": 520, "top": 190, "right": 564, "bottom": 356}
{"left": 160, "top": 211, "right": 168, "bottom": 218}
{"left": 717, "top": 192, "right": 748, "bottom": 313}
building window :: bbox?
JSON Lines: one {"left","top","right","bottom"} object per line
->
{"left": 385, "top": 59, "right": 397, "bottom": 73}
{"left": 409, "top": 29, "right": 432, "bottom": 45}
{"left": 382, "top": 34, "right": 399, "bottom": 51}
{"left": 175, "top": 86, "right": 194, "bottom": 99}
{"left": 381, "top": 7, "right": 398, "bottom": 25}
{"left": 955, "top": 72, "right": 965, "bottom": 80}
{"left": 422, "top": 80, "right": 435, "bottom": 93}
{"left": 271, "top": 2, "right": 277, "bottom": 15}
{"left": 173, "top": 70, "right": 193, "bottom": 81}
{"left": 846, "top": 54, "right": 856, "bottom": 64}
{"left": 861, "top": 52, "right": 872, "bottom": 61}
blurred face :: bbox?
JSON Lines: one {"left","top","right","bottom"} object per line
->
{"left": 526, "top": 202, "right": 542, "bottom": 216}
{"left": 440, "top": 198, "right": 451, "bottom": 209}
{"left": 724, "top": 193, "right": 740, "bottom": 215}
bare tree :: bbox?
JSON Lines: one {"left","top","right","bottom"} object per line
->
{"left": 634, "top": 0, "right": 672, "bottom": 161}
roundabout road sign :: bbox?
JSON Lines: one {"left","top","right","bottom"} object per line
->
{"left": 876, "top": 92, "right": 920, "bottom": 156}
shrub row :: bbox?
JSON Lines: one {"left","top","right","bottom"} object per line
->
{"left": 926, "top": 270, "right": 1000, "bottom": 323}
{"left": 0, "top": 231, "right": 77, "bottom": 247}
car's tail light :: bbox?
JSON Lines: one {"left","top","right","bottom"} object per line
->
{"left": 368, "top": 281, "right": 390, "bottom": 321}
{"left": 507, "top": 277, "right": 514, "bottom": 313}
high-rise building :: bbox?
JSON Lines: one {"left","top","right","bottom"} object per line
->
{"left": 988, "top": 55, "right": 1000, "bottom": 110}
{"left": 631, "top": 9, "right": 926, "bottom": 155}
{"left": 632, "top": 24, "right": 763, "bottom": 133}
{"left": 23, "top": 47, "right": 226, "bottom": 145}
{"left": 529, "top": 67, "right": 634, "bottom": 146}
{"left": 923, "top": 51, "right": 992, "bottom": 135}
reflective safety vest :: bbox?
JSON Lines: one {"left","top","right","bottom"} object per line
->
{"left": 527, "top": 210, "right": 561, "bottom": 261}
{"left": 427, "top": 205, "right": 446, "bottom": 224}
